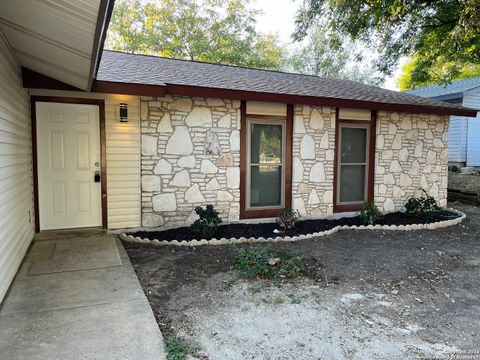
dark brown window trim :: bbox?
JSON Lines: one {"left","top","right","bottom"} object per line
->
{"left": 30, "top": 96, "right": 108, "bottom": 232}
{"left": 240, "top": 102, "right": 293, "bottom": 219}
{"left": 333, "top": 109, "right": 377, "bottom": 213}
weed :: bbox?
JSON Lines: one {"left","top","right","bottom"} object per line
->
{"left": 247, "top": 286, "right": 262, "bottom": 295}
{"left": 287, "top": 293, "right": 302, "bottom": 304}
{"left": 234, "top": 245, "right": 305, "bottom": 279}
{"left": 165, "top": 336, "right": 196, "bottom": 360}
{"left": 358, "top": 202, "right": 383, "bottom": 225}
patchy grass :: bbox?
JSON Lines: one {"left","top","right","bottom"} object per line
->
{"left": 165, "top": 336, "right": 197, "bottom": 360}
{"left": 234, "top": 245, "right": 305, "bottom": 279}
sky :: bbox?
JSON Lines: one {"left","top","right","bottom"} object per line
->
{"left": 251, "top": 0, "right": 402, "bottom": 90}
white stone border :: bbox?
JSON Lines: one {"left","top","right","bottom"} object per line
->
{"left": 119, "top": 208, "right": 466, "bottom": 247}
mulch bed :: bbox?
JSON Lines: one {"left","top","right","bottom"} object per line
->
{"left": 127, "top": 210, "right": 460, "bottom": 242}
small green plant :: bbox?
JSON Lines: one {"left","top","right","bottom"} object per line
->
{"left": 405, "top": 190, "right": 440, "bottom": 220}
{"left": 165, "top": 336, "right": 196, "bottom": 360}
{"left": 190, "top": 204, "right": 222, "bottom": 238}
{"left": 276, "top": 208, "right": 301, "bottom": 233}
{"left": 358, "top": 202, "right": 383, "bottom": 225}
{"left": 234, "top": 245, "right": 305, "bottom": 279}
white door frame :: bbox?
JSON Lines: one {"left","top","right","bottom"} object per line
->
{"left": 31, "top": 96, "right": 107, "bottom": 232}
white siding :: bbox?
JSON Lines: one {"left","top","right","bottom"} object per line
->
{"left": 464, "top": 87, "right": 480, "bottom": 166}
{"left": 448, "top": 116, "right": 468, "bottom": 162}
{"left": 247, "top": 101, "right": 286, "bottom": 116}
{"left": 28, "top": 90, "right": 141, "bottom": 229}
{"left": 0, "top": 33, "right": 34, "bottom": 302}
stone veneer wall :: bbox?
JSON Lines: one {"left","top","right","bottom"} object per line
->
{"left": 140, "top": 96, "right": 241, "bottom": 228}
{"left": 140, "top": 96, "right": 449, "bottom": 228}
{"left": 374, "top": 111, "right": 449, "bottom": 212}
{"left": 291, "top": 105, "right": 336, "bottom": 217}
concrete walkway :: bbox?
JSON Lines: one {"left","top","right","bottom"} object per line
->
{"left": 0, "top": 229, "right": 166, "bottom": 360}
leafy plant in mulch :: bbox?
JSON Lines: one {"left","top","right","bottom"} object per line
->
{"left": 358, "top": 202, "right": 383, "bottom": 225}
{"left": 234, "top": 245, "right": 305, "bottom": 279}
{"left": 165, "top": 335, "right": 197, "bottom": 360}
{"left": 405, "top": 190, "right": 440, "bottom": 220}
{"left": 276, "top": 208, "right": 301, "bottom": 233}
{"left": 191, "top": 204, "right": 222, "bottom": 238}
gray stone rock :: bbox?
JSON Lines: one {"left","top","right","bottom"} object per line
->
{"left": 185, "top": 107, "right": 212, "bottom": 127}
{"left": 226, "top": 167, "right": 240, "bottom": 189}
{"left": 170, "top": 170, "right": 191, "bottom": 187}
{"left": 200, "top": 160, "right": 218, "bottom": 174}
{"left": 142, "top": 135, "right": 157, "bottom": 156}
{"left": 205, "top": 131, "right": 222, "bottom": 155}
{"left": 142, "top": 175, "right": 161, "bottom": 192}
{"left": 153, "top": 193, "right": 177, "bottom": 212}
{"left": 309, "top": 162, "right": 325, "bottom": 183}
{"left": 142, "top": 213, "right": 164, "bottom": 227}
{"left": 206, "top": 178, "right": 221, "bottom": 190}
{"left": 168, "top": 98, "right": 192, "bottom": 112}
{"left": 153, "top": 159, "right": 172, "bottom": 174}
{"left": 166, "top": 126, "right": 193, "bottom": 155}
{"left": 300, "top": 134, "right": 316, "bottom": 159}
{"left": 293, "top": 157, "right": 304, "bottom": 183}
{"left": 217, "top": 190, "right": 234, "bottom": 202}
{"left": 185, "top": 184, "right": 206, "bottom": 203}
{"left": 178, "top": 155, "right": 196, "bottom": 168}
{"left": 157, "top": 113, "right": 173, "bottom": 133}
{"left": 230, "top": 130, "right": 240, "bottom": 151}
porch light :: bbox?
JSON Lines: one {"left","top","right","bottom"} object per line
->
{"left": 119, "top": 103, "right": 128, "bottom": 122}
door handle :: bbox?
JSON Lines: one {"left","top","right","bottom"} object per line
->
{"left": 94, "top": 171, "right": 101, "bottom": 183}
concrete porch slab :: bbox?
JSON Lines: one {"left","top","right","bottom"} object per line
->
{"left": 0, "top": 230, "right": 166, "bottom": 360}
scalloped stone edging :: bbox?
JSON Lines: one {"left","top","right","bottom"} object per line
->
{"left": 119, "top": 208, "right": 466, "bottom": 247}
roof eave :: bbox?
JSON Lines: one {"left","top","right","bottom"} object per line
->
{"left": 87, "top": 0, "right": 116, "bottom": 91}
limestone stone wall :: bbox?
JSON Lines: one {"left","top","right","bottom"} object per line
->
{"left": 374, "top": 111, "right": 449, "bottom": 212}
{"left": 292, "top": 105, "right": 336, "bottom": 217}
{"left": 140, "top": 96, "right": 241, "bottom": 228}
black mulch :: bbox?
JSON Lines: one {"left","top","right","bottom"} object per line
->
{"left": 126, "top": 210, "right": 460, "bottom": 242}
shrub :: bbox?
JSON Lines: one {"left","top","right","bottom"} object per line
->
{"left": 276, "top": 208, "right": 301, "bottom": 233}
{"left": 358, "top": 202, "right": 383, "bottom": 225}
{"left": 234, "top": 245, "right": 305, "bottom": 279}
{"left": 191, "top": 204, "right": 222, "bottom": 238}
{"left": 405, "top": 190, "right": 440, "bottom": 220}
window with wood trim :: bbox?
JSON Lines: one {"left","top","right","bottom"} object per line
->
{"left": 334, "top": 109, "right": 376, "bottom": 212}
{"left": 240, "top": 102, "right": 293, "bottom": 219}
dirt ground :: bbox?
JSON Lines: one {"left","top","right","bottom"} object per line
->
{"left": 123, "top": 203, "right": 480, "bottom": 360}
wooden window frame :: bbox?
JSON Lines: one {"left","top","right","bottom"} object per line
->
{"left": 240, "top": 101, "right": 293, "bottom": 219}
{"left": 333, "top": 108, "right": 377, "bottom": 213}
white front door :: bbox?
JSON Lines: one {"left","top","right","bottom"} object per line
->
{"left": 36, "top": 102, "right": 102, "bottom": 230}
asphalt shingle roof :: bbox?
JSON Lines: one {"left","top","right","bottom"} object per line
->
{"left": 405, "top": 76, "right": 480, "bottom": 98}
{"left": 97, "top": 51, "right": 475, "bottom": 115}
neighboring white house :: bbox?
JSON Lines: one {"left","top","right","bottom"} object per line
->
{"left": 406, "top": 76, "right": 480, "bottom": 167}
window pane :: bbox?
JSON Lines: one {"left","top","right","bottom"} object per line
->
{"left": 341, "top": 127, "right": 367, "bottom": 163}
{"left": 340, "top": 165, "right": 365, "bottom": 202}
{"left": 250, "top": 123, "right": 283, "bottom": 164}
{"left": 250, "top": 165, "right": 282, "bottom": 207}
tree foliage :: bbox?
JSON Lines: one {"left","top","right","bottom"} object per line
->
{"left": 289, "top": 28, "right": 383, "bottom": 85}
{"left": 397, "top": 56, "right": 480, "bottom": 90}
{"left": 105, "top": 0, "right": 284, "bottom": 70}
{"left": 294, "top": 0, "right": 480, "bottom": 85}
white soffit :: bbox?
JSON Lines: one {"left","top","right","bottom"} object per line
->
{"left": 0, "top": 0, "right": 103, "bottom": 90}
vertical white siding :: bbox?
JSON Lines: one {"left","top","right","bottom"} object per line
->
{"left": 464, "top": 88, "right": 480, "bottom": 166}
{"left": 0, "top": 33, "right": 34, "bottom": 302}
{"left": 448, "top": 116, "right": 468, "bottom": 162}
{"left": 28, "top": 90, "right": 141, "bottom": 229}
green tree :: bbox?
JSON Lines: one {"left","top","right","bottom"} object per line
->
{"left": 294, "top": 0, "right": 480, "bottom": 85}
{"left": 289, "top": 28, "right": 383, "bottom": 85}
{"left": 105, "top": 0, "right": 284, "bottom": 70}
{"left": 397, "top": 56, "right": 480, "bottom": 90}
